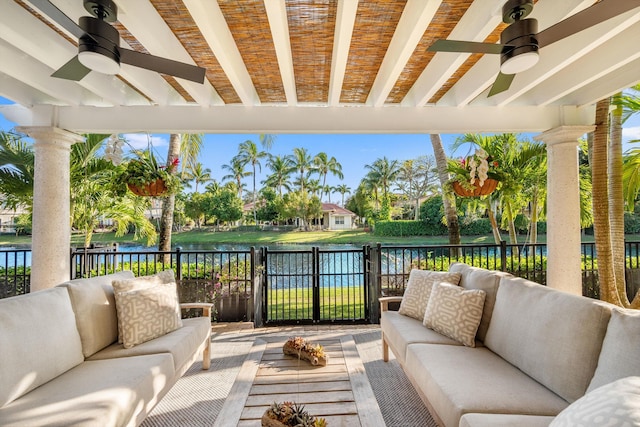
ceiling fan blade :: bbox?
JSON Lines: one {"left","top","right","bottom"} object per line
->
{"left": 27, "top": 0, "right": 95, "bottom": 42}
{"left": 120, "top": 49, "right": 206, "bottom": 84}
{"left": 488, "top": 72, "right": 515, "bottom": 97}
{"left": 537, "top": 0, "right": 640, "bottom": 48}
{"left": 51, "top": 56, "right": 91, "bottom": 81}
{"left": 428, "top": 39, "right": 505, "bottom": 55}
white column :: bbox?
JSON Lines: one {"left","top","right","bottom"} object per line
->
{"left": 535, "top": 126, "right": 594, "bottom": 295}
{"left": 18, "top": 127, "right": 84, "bottom": 291}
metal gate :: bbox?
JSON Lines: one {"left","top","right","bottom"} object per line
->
{"left": 261, "top": 246, "right": 370, "bottom": 324}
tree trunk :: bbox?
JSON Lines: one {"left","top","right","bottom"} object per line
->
{"left": 504, "top": 201, "right": 518, "bottom": 245}
{"left": 487, "top": 201, "right": 501, "bottom": 244}
{"left": 591, "top": 98, "right": 621, "bottom": 305}
{"left": 430, "top": 134, "right": 460, "bottom": 245}
{"left": 159, "top": 134, "right": 181, "bottom": 263}
{"left": 530, "top": 190, "right": 538, "bottom": 244}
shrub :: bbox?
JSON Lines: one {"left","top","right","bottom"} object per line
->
{"left": 460, "top": 218, "right": 492, "bottom": 235}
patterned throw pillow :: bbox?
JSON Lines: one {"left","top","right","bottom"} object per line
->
{"left": 116, "top": 282, "right": 183, "bottom": 349}
{"left": 550, "top": 377, "right": 640, "bottom": 427}
{"left": 423, "top": 282, "right": 486, "bottom": 347}
{"left": 398, "top": 269, "right": 462, "bottom": 321}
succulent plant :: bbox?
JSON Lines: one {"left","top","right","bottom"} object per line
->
{"left": 264, "top": 401, "right": 327, "bottom": 427}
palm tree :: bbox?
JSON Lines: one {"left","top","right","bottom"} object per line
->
{"left": 430, "top": 134, "right": 460, "bottom": 245}
{"left": 313, "top": 152, "right": 344, "bottom": 200}
{"left": 365, "top": 157, "right": 400, "bottom": 198}
{"left": 264, "top": 154, "right": 294, "bottom": 197}
{"left": 222, "top": 156, "right": 250, "bottom": 198}
{"left": 185, "top": 162, "right": 212, "bottom": 193}
{"left": 0, "top": 131, "right": 34, "bottom": 209}
{"left": 289, "top": 147, "right": 313, "bottom": 192}
{"left": 334, "top": 184, "right": 351, "bottom": 206}
{"left": 159, "top": 133, "right": 203, "bottom": 255}
{"left": 237, "top": 140, "right": 268, "bottom": 224}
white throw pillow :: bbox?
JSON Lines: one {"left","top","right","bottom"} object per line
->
{"left": 423, "top": 282, "right": 485, "bottom": 347}
{"left": 117, "top": 282, "right": 183, "bottom": 349}
{"left": 398, "top": 269, "right": 462, "bottom": 321}
{"left": 112, "top": 270, "right": 176, "bottom": 343}
{"left": 550, "top": 377, "right": 640, "bottom": 427}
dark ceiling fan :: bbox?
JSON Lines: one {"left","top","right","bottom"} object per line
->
{"left": 428, "top": 0, "right": 640, "bottom": 97}
{"left": 29, "top": 0, "right": 206, "bottom": 83}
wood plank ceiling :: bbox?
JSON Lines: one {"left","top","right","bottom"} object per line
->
{"left": 1, "top": 0, "right": 639, "bottom": 133}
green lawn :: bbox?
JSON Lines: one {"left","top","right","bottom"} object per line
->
{"left": 265, "top": 286, "right": 365, "bottom": 321}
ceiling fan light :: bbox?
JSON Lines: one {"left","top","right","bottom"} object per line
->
{"left": 78, "top": 50, "right": 120, "bottom": 75}
{"left": 500, "top": 51, "right": 539, "bottom": 75}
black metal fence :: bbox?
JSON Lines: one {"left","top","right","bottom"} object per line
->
{"left": 3, "top": 241, "right": 640, "bottom": 325}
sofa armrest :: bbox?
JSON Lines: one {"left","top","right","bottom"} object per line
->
{"left": 180, "top": 303, "right": 214, "bottom": 318}
{"left": 379, "top": 296, "right": 403, "bottom": 312}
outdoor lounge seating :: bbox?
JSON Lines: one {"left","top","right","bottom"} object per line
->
{"left": 380, "top": 262, "right": 640, "bottom": 427}
{"left": 0, "top": 271, "right": 212, "bottom": 427}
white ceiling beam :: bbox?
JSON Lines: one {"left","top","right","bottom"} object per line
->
{"left": 0, "top": 73, "right": 58, "bottom": 108}
{"left": 182, "top": 0, "right": 260, "bottom": 106}
{"left": 0, "top": 104, "right": 595, "bottom": 134}
{"left": 437, "top": 0, "right": 595, "bottom": 107}
{"left": 525, "top": 22, "right": 640, "bottom": 106}
{"left": 328, "top": 0, "right": 358, "bottom": 106}
{"left": 111, "top": 0, "right": 222, "bottom": 106}
{"left": 487, "top": 7, "right": 640, "bottom": 106}
{"left": 403, "top": 0, "right": 502, "bottom": 107}
{"left": 263, "top": 0, "right": 297, "bottom": 105}
{"left": 367, "top": 0, "right": 442, "bottom": 107}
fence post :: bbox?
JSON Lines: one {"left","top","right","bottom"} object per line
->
{"left": 312, "top": 246, "right": 320, "bottom": 322}
{"left": 175, "top": 247, "right": 182, "bottom": 280}
{"left": 500, "top": 241, "right": 507, "bottom": 272}
{"left": 369, "top": 244, "right": 381, "bottom": 324}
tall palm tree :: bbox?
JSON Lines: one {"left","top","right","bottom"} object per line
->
{"left": 364, "top": 157, "right": 400, "bottom": 198}
{"left": 334, "top": 184, "right": 351, "bottom": 206}
{"left": 313, "top": 152, "right": 344, "bottom": 200}
{"left": 289, "top": 147, "right": 313, "bottom": 192}
{"left": 185, "top": 162, "right": 212, "bottom": 193}
{"left": 430, "top": 134, "right": 460, "bottom": 245}
{"left": 264, "top": 154, "right": 294, "bottom": 197}
{"left": 0, "top": 131, "right": 34, "bottom": 209}
{"left": 237, "top": 140, "right": 268, "bottom": 224}
{"left": 222, "top": 156, "right": 250, "bottom": 198}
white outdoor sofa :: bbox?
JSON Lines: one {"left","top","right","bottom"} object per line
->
{"left": 0, "top": 270, "right": 212, "bottom": 427}
{"left": 380, "top": 262, "right": 640, "bottom": 427}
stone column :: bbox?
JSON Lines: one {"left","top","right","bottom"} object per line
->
{"left": 535, "top": 126, "right": 594, "bottom": 295}
{"left": 18, "top": 127, "right": 84, "bottom": 291}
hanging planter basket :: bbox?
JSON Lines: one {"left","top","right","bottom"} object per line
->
{"left": 452, "top": 178, "right": 499, "bottom": 197}
{"left": 127, "top": 178, "right": 168, "bottom": 197}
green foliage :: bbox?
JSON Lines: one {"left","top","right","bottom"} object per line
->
{"left": 625, "top": 212, "right": 640, "bottom": 233}
{"left": 113, "top": 150, "right": 181, "bottom": 197}
{"left": 419, "top": 196, "right": 448, "bottom": 234}
{"left": 14, "top": 213, "right": 32, "bottom": 235}
{"left": 211, "top": 187, "right": 243, "bottom": 224}
{"left": 459, "top": 218, "right": 493, "bottom": 235}
{"left": 255, "top": 188, "right": 283, "bottom": 222}
{"left": 374, "top": 220, "right": 433, "bottom": 236}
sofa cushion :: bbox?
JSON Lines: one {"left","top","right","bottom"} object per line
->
{"left": 588, "top": 308, "right": 640, "bottom": 392}
{"left": 398, "top": 269, "right": 461, "bottom": 321}
{"left": 484, "top": 276, "right": 611, "bottom": 403}
{"left": 381, "top": 311, "right": 462, "bottom": 364}
{"left": 0, "top": 288, "right": 84, "bottom": 408}
{"left": 423, "top": 282, "right": 486, "bottom": 347}
{"left": 59, "top": 271, "right": 135, "bottom": 358}
{"left": 449, "top": 263, "right": 513, "bottom": 342}
{"left": 0, "top": 354, "right": 175, "bottom": 427}
{"left": 550, "top": 377, "right": 640, "bottom": 427}
{"left": 89, "top": 317, "right": 210, "bottom": 373}
{"left": 112, "top": 270, "right": 175, "bottom": 343}
{"left": 405, "top": 343, "right": 568, "bottom": 427}
{"left": 460, "top": 413, "right": 555, "bottom": 427}
{"left": 117, "top": 282, "right": 183, "bottom": 349}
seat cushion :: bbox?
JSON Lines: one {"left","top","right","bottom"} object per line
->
{"left": 398, "top": 269, "right": 461, "bottom": 321}
{"left": 588, "top": 308, "right": 640, "bottom": 392}
{"left": 460, "top": 413, "right": 555, "bottom": 427}
{"left": 59, "top": 271, "right": 135, "bottom": 358}
{"left": 0, "top": 288, "right": 84, "bottom": 408}
{"left": 405, "top": 343, "right": 568, "bottom": 427}
{"left": 88, "top": 317, "right": 210, "bottom": 373}
{"left": 381, "top": 310, "right": 462, "bottom": 364}
{"left": 0, "top": 354, "right": 175, "bottom": 427}
{"left": 485, "top": 276, "right": 611, "bottom": 403}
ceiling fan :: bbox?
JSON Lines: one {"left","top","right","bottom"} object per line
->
{"left": 29, "top": 0, "right": 206, "bottom": 83}
{"left": 428, "top": 0, "right": 640, "bottom": 97}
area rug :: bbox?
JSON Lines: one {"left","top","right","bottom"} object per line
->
{"left": 142, "top": 328, "right": 437, "bottom": 427}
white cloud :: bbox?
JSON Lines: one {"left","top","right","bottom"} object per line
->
{"left": 120, "top": 133, "right": 168, "bottom": 150}
{"left": 623, "top": 127, "right": 640, "bottom": 143}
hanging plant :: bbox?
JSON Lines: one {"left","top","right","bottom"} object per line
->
{"left": 446, "top": 148, "right": 504, "bottom": 197}
{"left": 112, "top": 149, "right": 181, "bottom": 197}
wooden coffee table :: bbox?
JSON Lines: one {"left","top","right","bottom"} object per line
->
{"left": 214, "top": 335, "right": 385, "bottom": 426}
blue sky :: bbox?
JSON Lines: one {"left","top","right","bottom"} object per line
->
{"left": 1, "top": 96, "right": 639, "bottom": 197}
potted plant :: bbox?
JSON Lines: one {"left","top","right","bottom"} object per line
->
{"left": 262, "top": 401, "right": 326, "bottom": 427}
{"left": 114, "top": 150, "right": 181, "bottom": 197}
{"left": 446, "top": 148, "right": 503, "bottom": 197}
{"left": 282, "top": 336, "right": 329, "bottom": 366}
